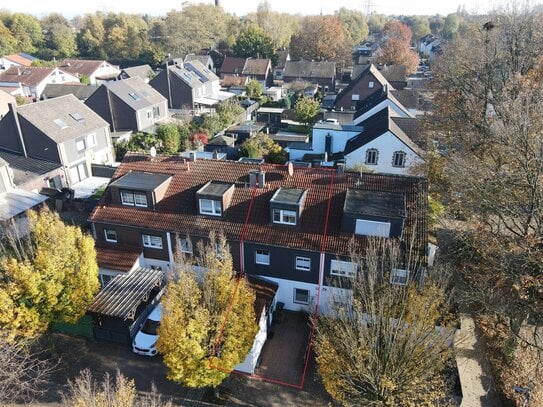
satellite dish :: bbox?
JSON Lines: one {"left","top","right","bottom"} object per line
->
{"left": 150, "top": 146, "right": 157, "bottom": 158}
{"left": 287, "top": 162, "right": 294, "bottom": 177}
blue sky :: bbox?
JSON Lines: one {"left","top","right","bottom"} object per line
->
{"left": 1, "top": 0, "right": 532, "bottom": 18}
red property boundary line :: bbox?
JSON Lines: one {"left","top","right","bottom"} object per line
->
{"left": 209, "top": 167, "right": 336, "bottom": 389}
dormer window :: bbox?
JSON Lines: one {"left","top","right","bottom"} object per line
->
{"left": 270, "top": 187, "right": 307, "bottom": 227}
{"left": 273, "top": 209, "right": 296, "bottom": 225}
{"left": 196, "top": 181, "right": 234, "bottom": 217}
{"left": 120, "top": 191, "right": 148, "bottom": 207}
{"left": 199, "top": 198, "right": 222, "bottom": 216}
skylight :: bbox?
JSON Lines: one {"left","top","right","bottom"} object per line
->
{"left": 53, "top": 118, "right": 68, "bottom": 129}
{"left": 128, "top": 92, "right": 141, "bottom": 101}
{"left": 69, "top": 112, "right": 84, "bottom": 122}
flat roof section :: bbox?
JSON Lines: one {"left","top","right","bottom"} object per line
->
{"left": 109, "top": 171, "right": 171, "bottom": 191}
{"left": 344, "top": 189, "right": 406, "bottom": 218}
{"left": 271, "top": 187, "right": 307, "bottom": 205}
{"left": 197, "top": 180, "right": 234, "bottom": 197}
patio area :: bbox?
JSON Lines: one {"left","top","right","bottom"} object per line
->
{"left": 73, "top": 176, "right": 110, "bottom": 199}
{"left": 255, "top": 310, "right": 312, "bottom": 385}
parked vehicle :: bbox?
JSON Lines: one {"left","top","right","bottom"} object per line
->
{"left": 132, "top": 304, "right": 162, "bottom": 356}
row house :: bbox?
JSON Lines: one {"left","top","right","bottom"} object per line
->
{"left": 0, "top": 95, "right": 114, "bottom": 186}
{"left": 220, "top": 57, "right": 273, "bottom": 88}
{"left": 58, "top": 59, "right": 121, "bottom": 86}
{"left": 89, "top": 155, "right": 428, "bottom": 312}
{"left": 0, "top": 66, "right": 79, "bottom": 100}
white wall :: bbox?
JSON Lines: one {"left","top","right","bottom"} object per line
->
{"left": 344, "top": 131, "right": 422, "bottom": 175}
{"left": 91, "top": 63, "right": 121, "bottom": 85}
{"left": 288, "top": 125, "right": 362, "bottom": 161}
{"left": 234, "top": 308, "right": 268, "bottom": 374}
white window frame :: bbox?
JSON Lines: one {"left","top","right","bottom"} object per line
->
{"left": 120, "top": 191, "right": 135, "bottom": 206}
{"left": 142, "top": 234, "right": 163, "bottom": 249}
{"left": 368, "top": 81, "right": 374, "bottom": 88}
{"left": 134, "top": 192, "right": 148, "bottom": 207}
{"left": 272, "top": 209, "right": 296, "bottom": 225}
{"left": 179, "top": 238, "right": 193, "bottom": 254}
{"left": 86, "top": 133, "right": 97, "bottom": 148}
{"left": 76, "top": 139, "right": 86, "bottom": 152}
{"left": 365, "top": 148, "right": 378, "bottom": 165}
{"left": 330, "top": 259, "right": 358, "bottom": 277}
{"left": 351, "top": 94, "right": 360, "bottom": 101}
{"left": 295, "top": 256, "right": 311, "bottom": 271}
{"left": 255, "top": 250, "right": 270, "bottom": 265}
{"left": 293, "top": 288, "right": 310, "bottom": 305}
{"left": 104, "top": 229, "right": 117, "bottom": 243}
{"left": 391, "top": 268, "right": 409, "bottom": 286}
{"left": 392, "top": 151, "right": 407, "bottom": 168}
{"left": 199, "top": 199, "right": 222, "bottom": 216}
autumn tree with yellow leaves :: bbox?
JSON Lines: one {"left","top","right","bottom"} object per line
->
{"left": 158, "top": 233, "right": 257, "bottom": 392}
{"left": 314, "top": 239, "right": 453, "bottom": 406}
{"left": 0, "top": 208, "right": 99, "bottom": 340}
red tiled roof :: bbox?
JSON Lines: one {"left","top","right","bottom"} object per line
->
{"left": 221, "top": 75, "right": 248, "bottom": 87}
{"left": 0, "top": 66, "right": 54, "bottom": 87}
{"left": 4, "top": 54, "right": 32, "bottom": 67}
{"left": 58, "top": 59, "right": 104, "bottom": 77}
{"left": 95, "top": 243, "right": 142, "bottom": 272}
{"left": 90, "top": 154, "right": 428, "bottom": 262}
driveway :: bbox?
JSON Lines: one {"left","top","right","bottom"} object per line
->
{"left": 28, "top": 332, "right": 331, "bottom": 407}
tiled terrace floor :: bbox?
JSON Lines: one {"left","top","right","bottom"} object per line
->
{"left": 255, "top": 311, "right": 312, "bottom": 385}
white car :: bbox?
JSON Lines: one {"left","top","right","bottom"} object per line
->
{"left": 132, "top": 304, "right": 162, "bottom": 356}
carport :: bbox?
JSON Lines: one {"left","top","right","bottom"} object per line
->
{"left": 87, "top": 267, "right": 164, "bottom": 345}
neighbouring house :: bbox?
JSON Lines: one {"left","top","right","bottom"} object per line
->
{"left": 220, "top": 75, "right": 249, "bottom": 95}
{"left": 225, "top": 121, "right": 265, "bottom": 144}
{"left": 287, "top": 107, "right": 422, "bottom": 175}
{"left": 0, "top": 156, "right": 49, "bottom": 233}
{"left": 0, "top": 82, "right": 24, "bottom": 98}
{"left": 344, "top": 107, "right": 423, "bottom": 173}
{"left": 88, "top": 154, "right": 429, "bottom": 314}
{"left": 282, "top": 60, "right": 336, "bottom": 92}
{"left": 273, "top": 50, "right": 290, "bottom": 81}
{"left": 41, "top": 83, "right": 99, "bottom": 101}
{"left": 205, "top": 134, "right": 237, "bottom": 159}
{"left": 150, "top": 60, "right": 234, "bottom": 112}
{"left": 0, "top": 94, "right": 114, "bottom": 186}
{"left": 118, "top": 65, "right": 155, "bottom": 83}
{"left": 378, "top": 65, "right": 408, "bottom": 90}
{"left": 0, "top": 53, "right": 35, "bottom": 72}
{"left": 0, "top": 66, "right": 79, "bottom": 100}
{"left": 85, "top": 77, "right": 168, "bottom": 133}
{"left": 0, "top": 90, "right": 16, "bottom": 119}
{"left": 333, "top": 64, "right": 392, "bottom": 111}
{"left": 352, "top": 86, "right": 414, "bottom": 125}
{"left": 419, "top": 34, "right": 442, "bottom": 58}
{"left": 256, "top": 107, "right": 285, "bottom": 126}
{"left": 58, "top": 59, "right": 121, "bottom": 85}
{"left": 184, "top": 54, "right": 215, "bottom": 72}
{"left": 220, "top": 57, "right": 273, "bottom": 87}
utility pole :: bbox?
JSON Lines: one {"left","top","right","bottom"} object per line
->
{"left": 363, "top": 0, "right": 374, "bottom": 17}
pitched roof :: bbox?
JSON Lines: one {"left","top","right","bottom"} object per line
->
{"left": 221, "top": 75, "right": 248, "bottom": 87}
{"left": 95, "top": 243, "right": 142, "bottom": 272}
{"left": 184, "top": 54, "right": 213, "bottom": 67}
{"left": 0, "top": 150, "right": 61, "bottom": 187}
{"left": 283, "top": 60, "right": 336, "bottom": 79}
{"left": 58, "top": 59, "right": 118, "bottom": 78}
{"left": 0, "top": 89, "right": 16, "bottom": 114}
{"left": 184, "top": 60, "right": 219, "bottom": 82}
{"left": 378, "top": 64, "right": 407, "bottom": 83}
{"left": 345, "top": 107, "right": 423, "bottom": 156}
{"left": 242, "top": 59, "right": 271, "bottom": 76}
{"left": 169, "top": 65, "right": 203, "bottom": 88}
{"left": 104, "top": 77, "right": 166, "bottom": 109}
{"left": 16, "top": 94, "right": 109, "bottom": 144}
{"left": 390, "top": 89, "right": 418, "bottom": 110}
{"left": 120, "top": 65, "right": 153, "bottom": 80}
{"left": 275, "top": 50, "right": 290, "bottom": 69}
{"left": 90, "top": 154, "right": 428, "bottom": 262}
{"left": 42, "top": 83, "right": 99, "bottom": 100}
{"left": 220, "top": 57, "right": 247, "bottom": 75}
{"left": 337, "top": 64, "right": 393, "bottom": 108}
{"left": 3, "top": 54, "right": 33, "bottom": 66}
{"left": 0, "top": 66, "right": 55, "bottom": 87}
{"left": 353, "top": 87, "right": 410, "bottom": 120}
{"left": 391, "top": 117, "right": 425, "bottom": 147}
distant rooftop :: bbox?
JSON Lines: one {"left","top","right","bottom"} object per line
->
{"left": 197, "top": 181, "right": 234, "bottom": 197}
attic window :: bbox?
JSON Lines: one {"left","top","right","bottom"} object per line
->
{"left": 53, "top": 118, "right": 68, "bottom": 129}
{"left": 22, "top": 69, "right": 31, "bottom": 75}
{"left": 128, "top": 92, "right": 141, "bottom": 101}
{"left": 368, "top": 81, "right": 374, "bottom": 88}
{"left": 69, "top": 112, "right": 84, "bottom": 122}
{"left": 142, "top": 91, "right": 149, "bottom": 97}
